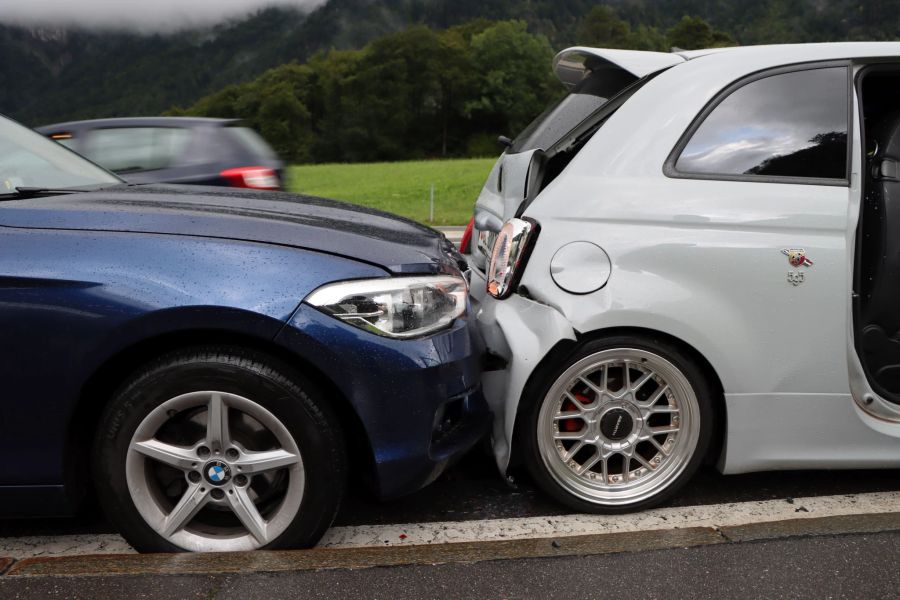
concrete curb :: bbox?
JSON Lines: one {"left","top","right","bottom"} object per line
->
{"left": 718, "top": 511, "right": 900, "bottom": 542}
{"left": 4, "top": 511, "right": 900, "bottom": 578}
{"left": 4, "top": 527, "right": 720, "bottom": 578}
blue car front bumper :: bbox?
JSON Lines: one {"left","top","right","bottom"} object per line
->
{"left": 275, "top": 302, "right": 490, "bottom": 498}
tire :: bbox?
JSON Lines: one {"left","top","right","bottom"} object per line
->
{"left": 521, "top": 335, "right": 714, "bottom": 513}
{"left": 93, "top": 346, "right": 346, "bottom": 553}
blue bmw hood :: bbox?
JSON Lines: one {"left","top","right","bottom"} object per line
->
{"left": 0, "top": 184, "right": 462, "bottom": 274}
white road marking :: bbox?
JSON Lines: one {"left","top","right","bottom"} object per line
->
{"left": 319, "top": 490, "right": 900, "bottom": 547}
{"left": 1, "top": 490, "right": 899, "bottom": 559}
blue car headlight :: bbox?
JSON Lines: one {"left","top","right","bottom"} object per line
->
{"left": 305, "top": 275, "right": 468, "bottom": 339}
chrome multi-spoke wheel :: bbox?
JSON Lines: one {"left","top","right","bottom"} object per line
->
{"left": 95, "top": 348, "right": 346, "bottom": 553}
{"left": 127, "top": 391, "right": 304, "bottom": 552}
{"left": 527, "top": 339, "right": 711, "bottom": 511}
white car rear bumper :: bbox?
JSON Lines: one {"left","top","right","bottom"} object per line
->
{"left": 471, "top": 268, "right": 577, "bottom": 471}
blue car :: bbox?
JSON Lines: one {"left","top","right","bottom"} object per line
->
{"left": 0, "top": 114, "right": 488, "bottom": 552}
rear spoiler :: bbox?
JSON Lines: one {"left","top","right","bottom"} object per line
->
{"left": 553, "top": 47, "right": 685, "bottom": 89}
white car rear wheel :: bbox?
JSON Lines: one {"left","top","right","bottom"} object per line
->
{"left": 524, "top": 336, "right": 714, "bottom": 512}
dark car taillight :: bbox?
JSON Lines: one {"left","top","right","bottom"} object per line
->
{"left": 459, "top": 217, "right": 474, "bottom": 254}
{"left": 220, "top": 166, "right": 281, "bottom": 191}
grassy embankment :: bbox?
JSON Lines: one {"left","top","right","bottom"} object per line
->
{"left": 287, "top": 158, "right": 495, "bottom": 226}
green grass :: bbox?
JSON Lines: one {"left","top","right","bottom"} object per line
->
{"left": 287, "top": 158, "right": 495, "bottom": 226}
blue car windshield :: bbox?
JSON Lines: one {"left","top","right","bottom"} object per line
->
{"left": 0, "top": 116, "right": 122, "bottom": 194}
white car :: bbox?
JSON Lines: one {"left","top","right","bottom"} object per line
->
{"left": 468, "top": 42, "right": 900, "bottom": 512}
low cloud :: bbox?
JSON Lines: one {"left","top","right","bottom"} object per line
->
{"left": 0, "top": 0, "right": 328, "bottom": 33}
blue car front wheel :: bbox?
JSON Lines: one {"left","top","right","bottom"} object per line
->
{"left": 93, "top": 346, "right": 347, "bottom": 553}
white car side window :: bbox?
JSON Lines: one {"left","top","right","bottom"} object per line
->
{"left": 676, "top": 67, "right": 849, "bottom": 181}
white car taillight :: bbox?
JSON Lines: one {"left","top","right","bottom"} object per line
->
{"left": 487, "top": 217, "right": 539, "bottom": 299}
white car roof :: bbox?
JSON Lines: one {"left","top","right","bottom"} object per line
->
{"left": 555, "top": 42, "right": 900, "bottom": 88}
{"left": 547, "top": 41, "right": 900, "bottom": 187}
{"left": 678, "top": 41, "right": 900, "bottom": 62}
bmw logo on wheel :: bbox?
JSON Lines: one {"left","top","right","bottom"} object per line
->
{"left": 204, "top": 460, "right": 231, "bottom": 485}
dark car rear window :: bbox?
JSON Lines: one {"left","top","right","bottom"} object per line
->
{"left": 509, "top": 68, "right": 637, "bottom": 154}
{"left": 222, "top": 126, "right": 279, "bottom": 162}
{"left": 82, "top": 127, "right": 191, "bottom": 173}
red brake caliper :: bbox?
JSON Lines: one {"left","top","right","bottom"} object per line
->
{"left": 561, "top": 393, "right": 589, "bottom": 431}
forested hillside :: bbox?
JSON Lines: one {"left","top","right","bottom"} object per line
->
{"left": 2, "top": 0, "right": 595, "bottom": 126}
{"left": 3, "top": 0, "right": 899, "bottom": 161}
{"left": 163, "top": 10, "right": 730, "bottom": 162}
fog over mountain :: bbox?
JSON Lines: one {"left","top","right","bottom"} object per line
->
{"left": 3, "top": 0, "right": 898, "bottom": 129}
{"left": 0, "top": 0, "right": 327, "bottom": 32}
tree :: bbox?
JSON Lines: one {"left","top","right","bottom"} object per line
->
{"left": 575, "top": 5, "right": 672, "bottom": 51}
{"left": 434, "top": 27, "right": 480, "bottom": 155}
{"left": 628, "top": 24, "right": 670, "bottom": 51}
{"left": 577, "top": 6, "right": 632, "bottom": 48}
{"left": 304, "top": 49, "right": 365, "bottom": 162}
{"left": 465, "top": 21, "right": 558, "bottom": 138}
{"left": 256, "top": 82, "right": 314, "bottom": 163}
{"left": 170, "top": 62, "right": 317, "bottom": 162}
{"left": 666, "top": 15, "right": 736, "bottom": 50}
{"left": 339, "top": 26, "right": 447, "bottom": 161}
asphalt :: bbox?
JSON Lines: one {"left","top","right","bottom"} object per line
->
{"left": 1, "top": 441, "right": 900, "bottom": 595}
{"left": 1, "top": 528, "right": 898, "bottom": 599}
{"left": 3, "top": 451, "right": 900, "bottom": 537}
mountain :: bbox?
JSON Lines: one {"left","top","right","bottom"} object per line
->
{"left": 0, "top": 7, "right": 309, "bottom": 126}
{"left": 0, "top": 0, "right": 594, "bottom": 126}
{"left": 2, "top": 0, "right": 899, "bottom": 127}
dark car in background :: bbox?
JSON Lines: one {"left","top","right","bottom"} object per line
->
{"left": 36, "top": 117, "right": 284, "bottom": 191}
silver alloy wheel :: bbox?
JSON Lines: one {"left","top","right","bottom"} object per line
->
{"left": 537, "top": 349, "right": 700, "bottom": 506}
{"left": 126, "top": 391, "right": 305, "bottom": 552}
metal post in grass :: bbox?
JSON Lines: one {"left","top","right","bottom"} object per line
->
{"left": 429, "top": 184, "right": 435, "bottom": 223}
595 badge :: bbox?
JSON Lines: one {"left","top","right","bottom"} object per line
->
{"left": 782, "top": 248, "right": 813, "bottom": 286}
